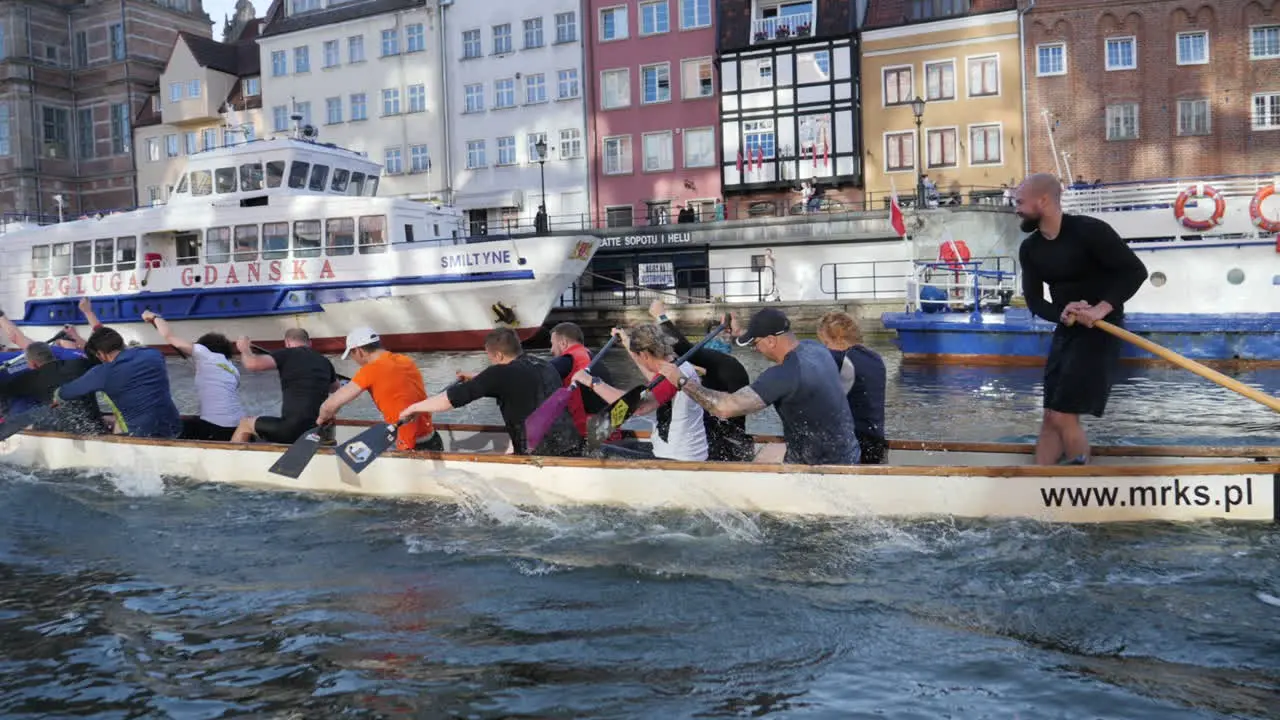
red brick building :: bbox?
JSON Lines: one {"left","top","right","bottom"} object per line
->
{"left": 1023, "top": 0, "right": 1280, "bottom": 183}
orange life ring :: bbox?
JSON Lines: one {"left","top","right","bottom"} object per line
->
{"left": 1249, "top": 185, "right": 1280, "bottom": 233}
{"left": 1173, "top": 184, "right": 1226, "bottom": 231}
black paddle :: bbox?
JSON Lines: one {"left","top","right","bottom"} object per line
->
{"left": 335, "top": 418, "right": 410, "bottom": 474}
{"left": 0, "top": 406, "right": 50, "bottom": 441}
{"left": 584, "top": 324, "right": 726, "bottom": 449}
{"left": 267, "top": 426, "right": 330, "bottom": 479}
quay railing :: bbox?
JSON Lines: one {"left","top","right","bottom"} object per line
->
{"left": 558, "top": 265, "right": 776, "bottom": 307}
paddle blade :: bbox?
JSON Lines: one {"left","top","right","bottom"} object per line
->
{"left": 337, "top": 423, "right": 399, "bottom": 474}
{"left": 586, "top": 385, "right": 645, "bottom": 449}
{"left": 267, "top": 426, "right": 326, "bottom": 479}
{"left": 524, "top": 386, "right": 572, "bottom": 451}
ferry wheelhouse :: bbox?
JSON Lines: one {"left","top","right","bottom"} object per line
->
{"left": 0, "top": 137, "right": 598, "bottom": 352}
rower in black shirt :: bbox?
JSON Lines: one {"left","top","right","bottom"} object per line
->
{"left": 399, "top": 328, "right": 582, "bottom": 457}
{"left": 231, "top": 328, "right": 340, "bottom": 443}
{"left": 817, "top": 311, "right": 887, "bottom": 464}
{"left": 0, "top": 341, "right": 105, "bottom": 434}
{"left": 1015, "top": 173, "right": 1148, "bottom": 465}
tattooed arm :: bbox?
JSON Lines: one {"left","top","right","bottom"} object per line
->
{"left": 658, "top": 362, "right": 767, "bottom": 418}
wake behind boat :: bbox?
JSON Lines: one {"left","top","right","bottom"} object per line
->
{"left": 2, "top": 422, "right": 1276, "bottom": 524}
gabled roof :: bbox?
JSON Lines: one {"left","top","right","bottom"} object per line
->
{"left": 260, "top": 0, "right": 426, "bottom": 38}
{"left": 176, "top": 22, "right": 262, "bottom": 78}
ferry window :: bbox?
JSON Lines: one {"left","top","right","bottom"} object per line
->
{"left": 330, "top": 168, "right": 350, "bottom": 193}
{"left": 234, "top": 225, "right": 259, "bottom": 262}
{"left": 31, "top": 246, "right": 50, "bottom": 278}
{"left": 72, "top": 241, "right": 93, "bottom": 275}
{"left": 175, "top": 174, "right": 189, "bottom": 194}
{"left": 263, "top": 221, "right": 289, "bottom": 259}
{"left": 287, "top": 161, "right": 310, "bottom": 189}
{"left": 116, "top": 236, "right": 136, "bottom": 270}
{"left": 190, "top": 170, "right": 213, "bottom": 196}
{"left": 433, "top": 223, "right": 440, "bottom": 236}
{"left": 176, "top": 232, "right": 200, "bottom": 266}
{"left": 93, "top": 238, "right": 114, "bottom": 272}
{"left": 215, "top": 167, "right": 237, "bottom": 194}
{"left": 308, "top": 164, "right": 329, "bottom": 192}
{"left": 365, "top": 176, "right": 379, "bottom": 196}
{"left": 266, "top": 161, "right": 285, "bottom": 188}
{"left": 206, "top": 226, "right": 232, "bottom": 264}
{"left": 349, "top": 172, "right": 365, "bottom": 196}
{"left": 51, "top": 243, "right": 71, "bottom": 276}
{"left": 358, "top": 215, "right": 387, "bottom": 254}
{"left": 293, "top": 220, "right": 322, "bottom": 258}
{"left": 326, "top": 218, "right": 355, "bottom": 256}
{"left": 240, "top": 163, "right": 264, "bottom": 191}
{"left": 404, "top": 224, "right": 414, "bottom": 243}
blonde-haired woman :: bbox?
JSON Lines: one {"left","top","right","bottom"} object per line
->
{"left": 817, "top": 311, "right": 887, "bottom": 464}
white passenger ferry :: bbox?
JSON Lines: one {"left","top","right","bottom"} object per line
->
{"left": 0, "top": 136, "right": 598, "bottom": 352}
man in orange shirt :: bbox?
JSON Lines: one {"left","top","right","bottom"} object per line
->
{"left": 316, "top": 327, "right": 443, "bottom": 451}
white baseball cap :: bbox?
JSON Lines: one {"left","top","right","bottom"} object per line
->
{"left": 341, "top": 326, "right": 380, "bottom": 359}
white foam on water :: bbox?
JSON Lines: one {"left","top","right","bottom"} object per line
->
{"left": 1257, "top": 592, "right": 1280, "bottom": 608}
{"left": 102, "top": 466, "right": 167, "bottom": 497}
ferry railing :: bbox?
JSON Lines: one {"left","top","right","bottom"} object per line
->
{"left": 558, "top": 265, "right": 776, "bottom": 307}
{"left": 904, "top": 259, "right": 1020, "bottom": 320}
{"left": 1063, "top": 172, "right": 1277, "bottom": 214}
{"left": 819, "top": 255, "right": 1016, "bottom": 300}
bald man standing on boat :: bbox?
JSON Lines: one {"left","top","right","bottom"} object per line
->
{"left": 1015, "top": 172, "right": 1148, "bottom": 466}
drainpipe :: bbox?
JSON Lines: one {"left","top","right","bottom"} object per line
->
{"left": 121, "top": 0, "right": 136, "bottom": 210}
{"left": 437, "top": 2, "right": 453, "bottom": 204}
{"left": 25, "top": 7, "right": 43, "bottom": 221}
{"left": 1018, "top": 0, "right": 1035, "bottom": 177}
{"left": 583, "top": 8, "right": 597, "bottom": 229}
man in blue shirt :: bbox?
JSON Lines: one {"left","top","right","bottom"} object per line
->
{"left": 0, "top": 310, "right": 91, "bottom": 417}
{"left": 53, "top": 326, "right": 181, "bottom": 438}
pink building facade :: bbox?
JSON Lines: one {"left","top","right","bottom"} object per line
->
{"left": 585, "top": 0, "right": 721, "bottom": 227}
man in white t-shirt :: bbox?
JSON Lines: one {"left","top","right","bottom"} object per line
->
{"left": 141, "top": 310, "right": 245, "bottom": 441}
{"left": 573, "top": 323, "right": 708, "bottom": 462}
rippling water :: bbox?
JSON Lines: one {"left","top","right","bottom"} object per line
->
{"left": 2, "top": 340, "right": 1278, "bottom": 718}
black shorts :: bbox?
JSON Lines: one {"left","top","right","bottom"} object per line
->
{"left": 858, "top": 436, "right": 888, "bottom": 465}
{"left": 182, "top": 417, "right": 237, "bottom": 441}
{"left": 1043, "top": 321, "right": 1123, "bottom": 417}
{"left": 254, "top": 416, "right": 314, "bottom": 444}
{"left": 414, "top": 432, "right": 445, "bottom": 452}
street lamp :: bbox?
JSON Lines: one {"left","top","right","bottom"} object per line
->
{"left": 910, "top": 96, "right": 926, "bottom": 210}
{"left": 534, "top": 137, "right": 548, "bottom": 234}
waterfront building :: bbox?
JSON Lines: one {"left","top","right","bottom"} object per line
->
{"left": 1023, "top": 0, "right": 1280, "bottom": 183}
{"left": 443, "top": 0, "right": 589, "bottom": 235}
{"left": 0, "top": 0, "right": 211, "bottom": 221}
{"left": 860, "top": 0, "right": 1023, "bottom": 210}
{"left": 133, "top": 5, "right": 264, "bottom": 207}
{"left": 583, "top": 0, "right": 722, "bottom": 229}
{"left": 254, "top": 0, "right": 446, "bottom": 200}
{"left": 717, "top": 0, "right": 864, "bottom": 217}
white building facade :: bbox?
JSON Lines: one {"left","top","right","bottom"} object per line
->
{"left": 256, "top": 0, "right": 446, "bottom": 200}
{"left": 441, "top": 0, "right": 589, "bottom": 235}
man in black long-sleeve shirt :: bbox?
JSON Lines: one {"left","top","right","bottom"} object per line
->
{"left": 1015, "top": 173, "right": 1148, "bottom": 465}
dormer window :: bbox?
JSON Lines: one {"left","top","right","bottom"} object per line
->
{"left": 189, "top": 79, "right": 201, "bottom": 97}
{"left": 169, "top": 82, "right": 183, "bottom": 102}
{"left": 244, "top": 77, "right": 261, "bottom": 97}
{"left": 290, "top": 0, "right": 321, "bottom": 15}
{"left": 152, "top": 96, "right": 160, "bottom": 112}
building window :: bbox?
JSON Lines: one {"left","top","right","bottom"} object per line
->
{"left": 967, "top": 55, "right": 998, "bottom": 96}
{"left": 680, "top": 0, "right": 711, "bottom": 29}
{"left": 410, "top": 144, "right": 430, "bottom": 173}
{"left": 76, "top": 108, "right": 94, "bottom": 160}
{"left": 384, "top": 147, "right": 403, "bottom": 174}
{"left": 603, "top": 135, "right": 633, "bottom": 174}
{"left": 293, "top": 101, "right": 311, "bottom": 125}
{"left": 74, "top": 31, "right": 88, "bottom": 67}
{"left": 43, "top": 107, "right": 69, "bottom": 158}
{"left": 681, "top": 57, "right": 714, "bottom": 98}
{"left": 466, "top": 140, "right": 486, "bottom": 168}
{"left": 600, "top": 6, "right": 628, "bottom": 41}
{"left": 601, "top": 68, "right": 630, "bottom": 109}
{"left": 1251, "top": 26, "right": 1280, "bottom": 59}
{"left": 1105, "top": 37, "right": 1136, "bottom": 70}
{"left": 201, "top": 127, "right": 217, "bottom": 151}
{"left": 495, "top": 78, "right": 515, "bottom": 108}
{"left": 909, "top": 0, "right": 972, "bottom": 21}
{"left": 641, "top": 63, "right": 671, "bottom": 104}
{"left": 245, "top": 77, "right": 260, "bottom": 96}
{"left": 925, "top": 127, "right": 957, "bottom": 168}
{"left": 271, "top": 50, "right": 287, "bottom": 76}
{"left": 109, "top": 23, "right": 125, "bottom": 60}
{"left": 524, "top": 18, "right": 543, "bottom": 48}
{"left": 323, "top": 40, "right": 339, "bottom": 68}
{"left": 683, "top": 126, "right": 714, "bottom": 167}
{"left": 743, "top": 57, "right": 773, "bottom": 89}
{"left": 145, "top": 137, "right": 159, "bottom": 162}
{"left": 606, "top": 205, "right": 633, "bottom": 228}
{"left": 559, "top": 128, "right": 582, "bottom": 158}
{"left": 348, "top": 35, "right": 365, "bottom": 63}
{"left": 743, "top": 118, "right": 775, "bottom": 159}
{"left": 493, "top": 24, "right": 512, "bottom": 54}
{"left": 883, "top": 66, "right": 913, "bottom": 106}
{"left": 184, "top": 131, "right": 198, "bottom": 154}
{"left": 526, "top": 74, "right": 547, "bottom": 103}
{"left": 642, "top": 131, "right": 673, "bottom": 172}
{"left": 884, "top": 131, "right": 914, "bottom": 172}
{"left": 170, "top": 82, "right": 183, "bottom": 102}
{"left": 1176, "top": 31, "right": 1208, "bottom": 65}
{"left": 640, "top": 0, "right": 669, "bottom": 35}
{"left": 326, "top": 96, "right": 342, "bottom": 123}
{"left": 1105, "top": 103, "right": 1139, "bottom": 140}
{"left": 969, "top": 124, "right": 1002, "bottom": 164}
{"left": 0, "top": 105, "right": 7, "bottom": 156}
{"left": 189, "top": 80, "right": 201, "bottom": 98}
{"left": 406, "top": 23, "right": 425, "bottom": 52}
{"left": 291, "top": 0, "right": 320, "bottom": 13}
{"left": 407, "top": 84, "right": 425, "bottom": 112}
{"left": 165, "top": 134, "right": 179, "bottom": 157}
{"left": 350, "top": 93, "right": 367, "bottom": 120}
{"left": 1036, "top": 43, "right": 1066, "bottom": 76}
{"left": 1252, "top": 93, "right": 1280, "bottom": 130}
{"left": 527, "top": 132, "right": 547, "bottom": 163}
{"left": 108, "top": 103, "right": 129, "bottom": 155}
{"left": 381, "top": 29, "right": 399, "bottom": 56}
{"left": 1176, "top": 98, "right": 1210, "bottom": 136}
{"left": 272, "top": 105, "right": 288, "bottom": 131}
{"left": 462, "top": 30, "right": 481, "bottom": 58}
{"left": 294, "top": 46, "right": 310, "bottom": 73}
{"left": 555, "top": 12, "right": 577, "bottom": 43}
{"left": 924, "top": 60, "right": 954, "bottom": 101}
{"left": 464, "top": 83, "right": 484, "bottom": 112}
{"left": 381, "top": 88, "right": 401, "bottom": 115}
{"left": 558, "top": 69, "right": 580, "bottom": 99}
{"left": 496, "top": 136, "right": 516, "bottom": 165}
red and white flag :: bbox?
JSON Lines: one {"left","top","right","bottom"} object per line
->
{"left": 889, "top": 177, "right": 907, "bottom": 238}
{"left": 756, "top": 147, "right": 764, "bottom": 170}
{"left": 823, "top": 138, "right": 829, "bottom": 168}
{"left": 736, "top": 150, "right": 743, "bottom": 173}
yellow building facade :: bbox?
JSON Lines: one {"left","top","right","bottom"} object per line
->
{"left": 861, "top": 10, "right": 1025, "bottom": 207}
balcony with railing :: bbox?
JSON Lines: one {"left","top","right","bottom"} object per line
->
{"left": 751, "top": 1, "right": 815, "bottom": 44}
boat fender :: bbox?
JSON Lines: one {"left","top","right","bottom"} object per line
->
{"left": 1248, "top": 184, "right": 1280, "bottom": 234}
{"left": 1173, "top": 184, "right": 1226, "bottom": 232}
{"left": 920, "top": 285, "right": 948, "bottom": 313}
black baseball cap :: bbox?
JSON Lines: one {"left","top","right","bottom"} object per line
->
{"left": 735, "top": 308, "right": 791, "bottom": 346}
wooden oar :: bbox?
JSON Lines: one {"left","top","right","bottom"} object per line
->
{"left": 523, "top": 335, "right": 619, "bottom": 451}
{"left": 1084, "top": 318, "right": 1280, "bottom": 413}
{"left": 584, "top": 324, "right": 726, "bottom": 449}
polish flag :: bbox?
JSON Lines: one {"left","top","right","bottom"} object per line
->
{"left": 823, "top": 139, "right": 829, "bottom": 168}
{"left": 811, "top": 144, "right": 817, "bottom": 168}
{"left": 889, "top": 178, "right": 907, "bottom": 238}
{"left": 736, "top": 150, "right": 743, "bottom": 173}
{"left": 756, "top": 147, "right": 764, "bottom": 170}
